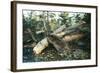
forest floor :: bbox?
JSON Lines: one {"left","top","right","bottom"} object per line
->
{"left": 23, "top": 39, "right": 90, "bottom": 63}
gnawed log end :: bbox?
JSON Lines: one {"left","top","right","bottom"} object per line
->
{"left": 33, "top": 38, "right": 48, "bottom": 55}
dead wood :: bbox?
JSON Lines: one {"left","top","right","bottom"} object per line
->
{"left": 33, "top": 21, "right": 86, "bottom": 55}
{"left": 33, "top": 38, "right": 49, "bottom": 54}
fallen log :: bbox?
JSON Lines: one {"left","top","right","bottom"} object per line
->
{"left": 33, "top": 33, "right": 84, "bottom": 55}
{"left": 47, "top": 34, "right": 70, "bottom": 56}
{"left": 33, "top": 21, "right": 86, "bottom": 55}
{"left": 66, "top": 21, "right": 86, "bottom": 30}
{"left": 63, "top": 33, "right": 84, "bottom": 42}
{"left": 55, "top": 29, "right": 77, "bottom": 37}
{"left": 52, "top": 21, "right": 86, "bottom": 37}
{"left": 33, "top": 38, "right": 49, "bottom": 54}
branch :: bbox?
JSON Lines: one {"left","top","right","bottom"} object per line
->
{"left": 53, "top": 25, "right": 66, "bottom": 34}
{"left": 27, "top": 28, "right": 37, "bottom": 42}
{"left": 24, "top": 42, "right": 36, "bottom": 48}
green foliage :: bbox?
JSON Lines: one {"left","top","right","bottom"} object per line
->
{"left": 59, "top": 12, "right": 69, "bottom": 26}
